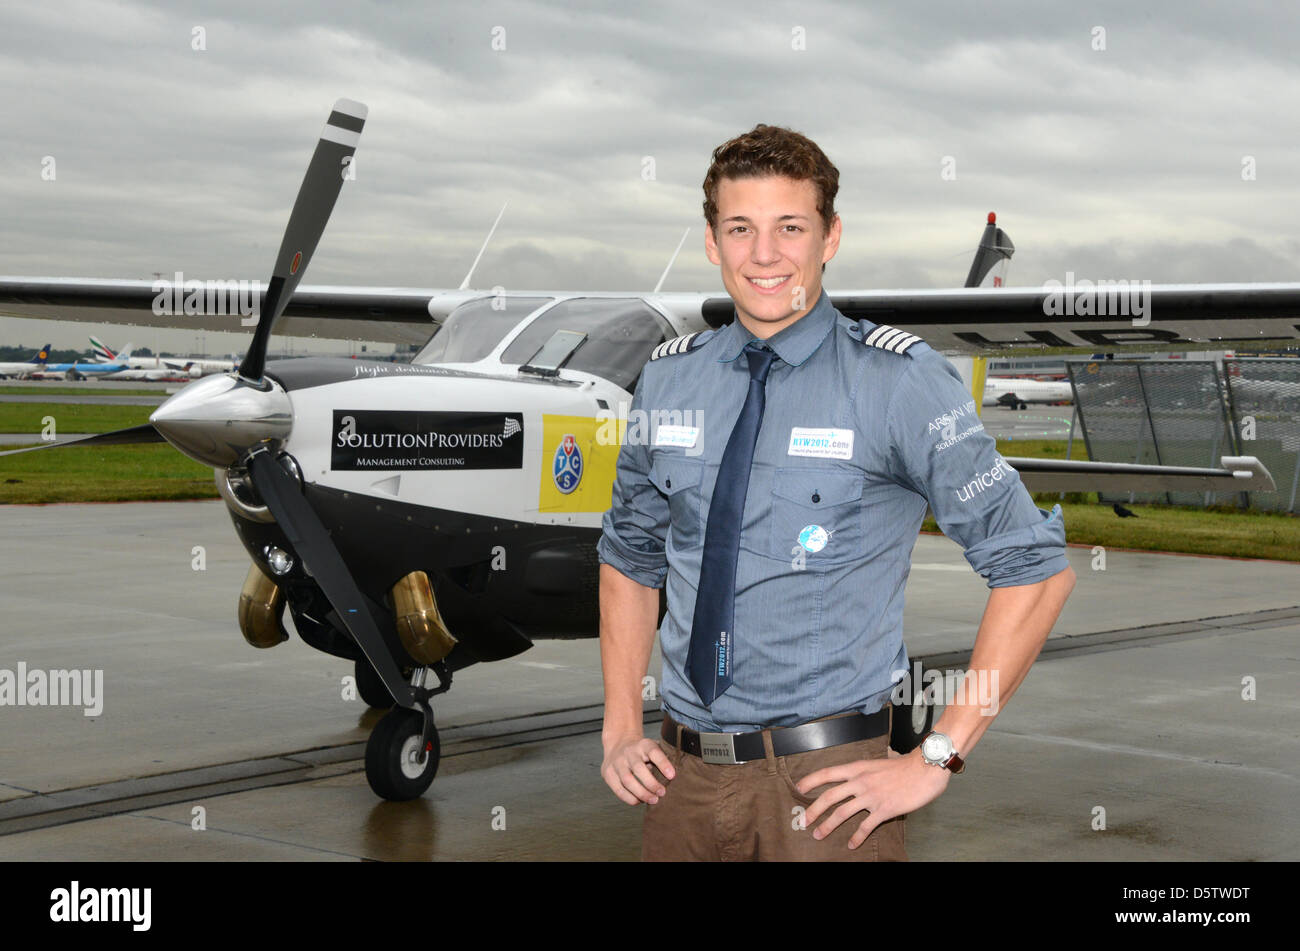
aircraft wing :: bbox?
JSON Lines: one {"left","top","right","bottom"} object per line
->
{"left": 7, "top": 277, "right": 1300, "bottom": 354}
{"left": 0, "top": 277, "right": 461, "bottom": 347}
{"left": 1009, "top": 455, "right": 1274, "bottom": 494}
{"left": 818, "top": 284, "right": 1300, "bottom": 354}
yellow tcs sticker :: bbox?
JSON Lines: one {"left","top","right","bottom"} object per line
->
{"left": 538, "top": 414, "right": 624, "bottom": 513}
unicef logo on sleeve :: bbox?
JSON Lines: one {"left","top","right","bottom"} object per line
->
{"left": 552, "top": 433, "right": 583, "bottom": 494}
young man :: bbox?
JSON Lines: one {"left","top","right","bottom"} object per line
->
{"left": 597, "top": 124, "right": 1076, "bottom": 861}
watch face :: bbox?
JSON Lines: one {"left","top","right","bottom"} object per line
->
{"left": 922, "top": 733, "right": 949, "bottom": 762}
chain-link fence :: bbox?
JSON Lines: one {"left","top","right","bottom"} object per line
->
{"left": 1222, "top": 358, "right": 1300, "bottom": 512}
{"left": 1066, "top": 359, "right": 1245, "bottom": 508}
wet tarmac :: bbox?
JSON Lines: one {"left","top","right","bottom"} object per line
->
{"left": 0, "top": 500, "right": 1296, "bottom": 860}
{"left": 980, "top": 404, "right": 1076, "bottom": 442}
{"left": 0, "top": 394, "right": 165, "bottom": 406}
{"left": 0, "top": 379, "right": 172, "bottom": 405}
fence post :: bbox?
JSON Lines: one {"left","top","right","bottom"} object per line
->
{"left": 1288, "top": 448, "right": 1300, "bottom": 514}
{"left": 1133, "top": 363, "right": 1170, "bottom": 506}
{"left": 1217, "top": 357, "right": 1249, "bottom": 510}
{"left": 1063, "top": 366, "right": 1081, "bottom": 502}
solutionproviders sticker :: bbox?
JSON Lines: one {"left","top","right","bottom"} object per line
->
{"left": 332, "top": 410, "right": 524, "bottom": 471}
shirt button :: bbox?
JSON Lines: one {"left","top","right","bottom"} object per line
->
{"left": 666, "top": 478, "right": 672, "bottom": 489}
{"left": 812, "top": 492, "right": 821, "bottom": 503}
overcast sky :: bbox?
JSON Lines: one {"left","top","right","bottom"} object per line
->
{"left": 2, "top": 0, "right": 1298, "bottom": 355}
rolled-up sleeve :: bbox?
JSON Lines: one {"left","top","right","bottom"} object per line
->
{"left": 887, "top": 351, "right": 1069, "bottom": 588}
{"left": 597, "top": 376, "right": 669, "bottom": 588}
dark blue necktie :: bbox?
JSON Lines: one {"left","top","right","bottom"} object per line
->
{"left": 687, "top": 342, "right": 777, "bottom": 706}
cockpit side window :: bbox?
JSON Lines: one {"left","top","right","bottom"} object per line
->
{"left": 499, "top": 298, "right": 672, "bottom": 391}
{"left": 413, "top": 297, "right": 552, "bottom": 365}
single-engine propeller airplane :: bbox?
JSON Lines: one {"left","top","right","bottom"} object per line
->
{"left": 0, "top": 99, "right": 1289, "bottom": 800}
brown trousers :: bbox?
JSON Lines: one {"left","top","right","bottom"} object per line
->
{"left": 642, "top": 710, "right": 907, "bottom": 861}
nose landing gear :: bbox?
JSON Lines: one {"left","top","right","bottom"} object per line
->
{"left": 365, "top": 706, "right": 441, "bottom": 800}
{"left": 364, "top": 662, "right": 451, "bottom": 801}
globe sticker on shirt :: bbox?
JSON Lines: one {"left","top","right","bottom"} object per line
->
{"left": 798, "top": 525, "right": 830, "bottom": 553}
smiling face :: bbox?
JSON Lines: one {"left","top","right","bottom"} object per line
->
{"left": 704, "top": 174, "right": 841, "bottom": 339}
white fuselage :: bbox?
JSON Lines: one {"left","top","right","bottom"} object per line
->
{"left": 209, "top": 294, "right": 704, "bottom": 530}
{"left": 0, "top": 362, "right": 43, "bottom": 378}
{"left": 983, "top": 376, "right": 1073, "bottom": 406}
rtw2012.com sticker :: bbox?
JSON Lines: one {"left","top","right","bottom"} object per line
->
{"left": 331, "top": 410, "right": 524, "bottom": 470}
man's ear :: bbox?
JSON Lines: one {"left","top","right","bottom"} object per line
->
{"left": 821, "top": 214, "right": 842, "bottom": 267}
{"left": 704, "top": 223, "right": 721, "bottom": 266}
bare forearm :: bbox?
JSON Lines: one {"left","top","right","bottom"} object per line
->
{"left": 598, "top": 563, "right": 661, "bottom": 746}
{"left": 933, "top": 564, "right": 1076, "bottom": 759}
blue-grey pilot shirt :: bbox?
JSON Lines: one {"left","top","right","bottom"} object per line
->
{"left": 597, "top": 288, "right": 1069, "bottom": 734}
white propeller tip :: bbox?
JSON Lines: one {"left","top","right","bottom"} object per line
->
{"left": 333, "top": 98, "right": 368, "bottom": 120}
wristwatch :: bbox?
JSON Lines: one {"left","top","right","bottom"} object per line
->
{"left": 920, "top": 731, "right": 965, "bottom": 774}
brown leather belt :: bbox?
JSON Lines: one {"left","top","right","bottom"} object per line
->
{"left": 662, "top": 708, "right": 890, "bottom": 765}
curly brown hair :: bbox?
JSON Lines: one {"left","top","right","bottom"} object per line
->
{"left": 702, "top": 124, "right": 839, "bottom": 235}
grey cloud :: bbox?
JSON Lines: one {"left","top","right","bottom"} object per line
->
{"left": 1, "top": 0, "right": 1297, "bottom": 353}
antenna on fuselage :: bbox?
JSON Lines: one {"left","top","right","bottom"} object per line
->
{"left": 653, "top": 227, "right": 691, "bottom": 294}
{"left": 459, "top": 202, "right": 508, "bottom": 291}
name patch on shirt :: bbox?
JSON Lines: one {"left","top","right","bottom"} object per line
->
{"left": 788, "top": 427, "right": 854, "bottom": 460}
{"left": 654, "top": 424, "right": 699, "bottom": 448}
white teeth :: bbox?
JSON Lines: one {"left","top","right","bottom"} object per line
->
{"left": 749, "top": 276, "right": 789, "bottom": 288}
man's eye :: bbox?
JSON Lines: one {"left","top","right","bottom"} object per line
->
{"left": 729, "top": 226, "right": 748, "bottom": 234}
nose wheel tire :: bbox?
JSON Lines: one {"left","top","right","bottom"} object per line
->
{"left": 354, "top": 657, "right": 414, "bottom": 709}
{"left": 365, "top": 707, "right": 440, "bottom": 800}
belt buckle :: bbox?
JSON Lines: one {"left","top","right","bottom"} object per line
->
{"left": 698, "top": 731, "right": 738, "bottom": 765}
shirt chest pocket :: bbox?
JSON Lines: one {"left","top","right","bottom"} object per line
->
{"left": 768, "top": 468, "right": 865, "bottom": 567}
{"left": 648, "top": 455, "right": 705, "bottom": 552}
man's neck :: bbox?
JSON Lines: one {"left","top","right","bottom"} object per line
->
{"left": 734, "top": 286, "right": 824, "bottom": 340}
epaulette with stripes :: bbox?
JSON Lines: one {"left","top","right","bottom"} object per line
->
{"left": 859, "top": 323, "right": 923, "bottom": 355}
{"left": 650, "top": 331, "right": 708, "bottom": 360}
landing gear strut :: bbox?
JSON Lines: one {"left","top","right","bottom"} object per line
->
{"left": 354, "top": 657, "right": 414, "bottom": 709}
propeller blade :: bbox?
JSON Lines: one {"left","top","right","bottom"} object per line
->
{"left": 0, "top": 423, "right": 164, "bottom": 457}
{"left": 238, "top": 98, "right": 367, "bottom": 382}
{"left": 246, "top": 449, "right": 414, "bottom": 707}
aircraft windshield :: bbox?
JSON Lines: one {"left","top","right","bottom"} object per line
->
{"left": 413, "top": 296, "right": 552, "bottom": 365}
{"left": 500, "top": 298, "right": 672, "bottom": 390}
